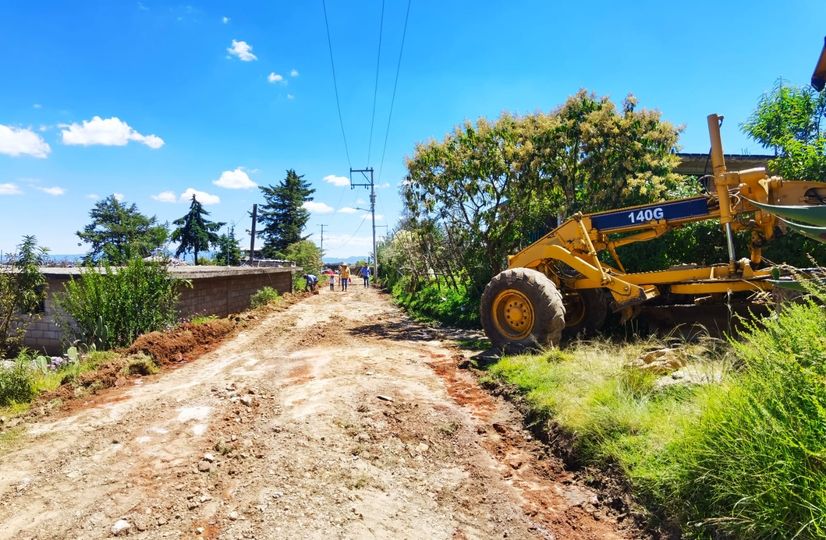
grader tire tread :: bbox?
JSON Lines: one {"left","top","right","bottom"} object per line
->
{"left": 480, "top": 268, "right": 566, "bottom": 353}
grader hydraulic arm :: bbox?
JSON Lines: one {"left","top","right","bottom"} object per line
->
{"left": 480, "top": 114, "right": 826, "bottom": 350}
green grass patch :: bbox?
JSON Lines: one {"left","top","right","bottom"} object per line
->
{"left": 0, "top": 426, "right": 25, "bottom": 454}
{"left": 484, "top": 295, "right": 826, "bottom": 539}
{"left": 391, "top": 277, "right": 479, "bottom": 327}
{"left": 250, "top": 286, "right": 281, "bottom": 308}
{"left": 190, "top": 314, "right": 218, "bottom": 325}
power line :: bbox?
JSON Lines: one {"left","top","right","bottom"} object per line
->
{"left": 378, "top": 0, "right": 412, "bottom": 180}
{"left": 366, "top": 0, "right": 386, "bottom": 165}
{"left": 321, "top": 0, "right": 352, "bottom": 169}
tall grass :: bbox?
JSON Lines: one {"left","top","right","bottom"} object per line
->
{"left": 391, "top": 277, "right": 479, "bottom": 327}
{"left": 57, "top": 258, "right": 184, "bottom": 349}
{"left": 673, "top": 294, "right": 826, "bottom": 538}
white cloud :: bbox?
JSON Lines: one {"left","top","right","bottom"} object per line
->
{"left": 290, "top": 68, "right": 299, "bottom": 77}
{"left": 0, "top": 183, "right": 23, "bottom": 195}
{"left": 151, "top": 190, "right": 177, "bottom": 203}
{"left": 323, "top": 174, "right": 349, "bottom": 187}
{"left": 36, "top": 186, "right": 65, "bottom": 196}
{"left": 60, "top": 116, "right": 164, "bottom": 149}
{"left": 362, "top": 213, "right": 384, "bottom": 221}
{"left": 287, "top": 94, "right": 295, "bottom": 100}
{"left": 227, "top": 39, "right": 257, "bottom": 61}
{"left": 113, "top": 192, "right": 125, "bottom": 201}
{"left": 377, "top": 182, "right": 390, "bottom": 189}
{"left": 33, "top": 103, "right": 42, "bottom": 109}
{"left": 338, "top": 207, "right": 358, "bottom": 214}
{"left": 213, "top": 167, "right": 256, "bottom": 189}
{"left": 303, "top": 201, "right": 334, "bottom": 214}
{"left": 222, "top": 16, "right": 230, "bottom": 24}
{"left": 267, "top": 72, "right": 284, "bottom": 84}
{"left": 180, "top": 188, "right": 220, "bottom": 205}
{"left": 86, "top": 193, "right": 99, "bottom": 200}
{"left": 0, "top": 125, "right": 51, "bottom": 158}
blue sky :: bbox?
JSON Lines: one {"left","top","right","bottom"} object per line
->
{"left": 1, "top": 0, "right": 824, "bottom": 258}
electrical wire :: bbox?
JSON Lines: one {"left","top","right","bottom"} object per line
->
{"left": 366, "top": 0, "right": 385, "bottom": 165}
{"left": 338, "top": 215, "right": 368, "bottom": 249}
{"left": 321, "top": 0, "right": 352, "bottom": 169}
{"left": 377, "top": 0, "right": 412, "bottom": 181}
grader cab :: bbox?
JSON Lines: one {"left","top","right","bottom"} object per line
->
{"left": 480, "top": 114, "right": 826, "bottom": 350}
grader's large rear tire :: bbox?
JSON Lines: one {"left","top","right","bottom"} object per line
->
{"left": 480, "top": 268, "right": 566, "bottom": 352}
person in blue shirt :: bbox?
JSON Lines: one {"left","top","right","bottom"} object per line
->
{"left": 303, "top": 273, "right": 318, "bottom": 292}
{"left": 359, "top": 265, "right": 371, "bottom": 288}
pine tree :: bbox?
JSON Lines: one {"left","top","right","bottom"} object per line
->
{"left": 77, "top": 195, "right": 168, "bottom": 264}
{"left": 256, "top": 169, "right": 315, "bottom": 257}
{"left": 171, "top": 195, "right": 224, "bottom": 264}
{"left": 216, "top": 225, "right": 243, "bottom": 266}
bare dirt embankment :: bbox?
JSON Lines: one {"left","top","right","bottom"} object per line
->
{"left": 0, "top": 287, "right": 634, "bottom": 539}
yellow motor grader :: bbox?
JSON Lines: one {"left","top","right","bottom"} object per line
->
{"left": 480, "top": 112, "right": 826, "bottom": 350}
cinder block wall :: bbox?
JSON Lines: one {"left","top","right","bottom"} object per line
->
{"left": 177, "top": 270, "right": 293, "bottom": 319}
{"left": 21, "top": 267, "right": 295, "bottom": 354}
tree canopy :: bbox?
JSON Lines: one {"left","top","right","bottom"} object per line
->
{"left": 256, "top": 169, "right": 315, "bottom": 257}
{"left": 215, "top": 225, "right": 243, "bottom": 266}
{"left": 77, "top": 195, "right": 168, "bottom": 264}
{"left": 401, "top": 90, "right": 681, "bottom": 293}
{"left": 171, "top": 195, "right": 224, "bottom": 265}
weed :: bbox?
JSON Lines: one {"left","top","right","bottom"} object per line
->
{"left": 0, "top": 362, "right": 34, "bottom": 406}
{"left": 250, "top": 287, "right": 281, "bottom": 308}
{"left": 191, "top": 315, "right": 218, "bottom": 325}
{"left": 0, "top": 426, "right": 25, "bottom": 454}
{"left": 125, "top": 354, "right": 159, "bottom": 376}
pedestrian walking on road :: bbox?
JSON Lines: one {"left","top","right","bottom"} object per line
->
{"left": 339, "top": 263, "right": 350, "bottom": 292}
{"left": 360, "top": 265, "right": 371, "bottom": 288}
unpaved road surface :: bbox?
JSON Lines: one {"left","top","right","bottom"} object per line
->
{"left": 0, "top": 287, "right": 631, "bottom": 539}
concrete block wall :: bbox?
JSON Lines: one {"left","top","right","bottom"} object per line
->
{"left": 20, "top": 267, "right": 295, "bottom": 354}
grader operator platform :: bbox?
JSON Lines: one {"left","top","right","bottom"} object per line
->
{"left": 480, "top": 113, "right": 826, "bottom": 350}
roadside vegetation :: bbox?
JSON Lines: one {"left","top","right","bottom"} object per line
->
{"left": 481, "top": 284, "right": 825, "bottom": 538}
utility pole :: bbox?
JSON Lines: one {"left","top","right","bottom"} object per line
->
{"left": 248, "top": 203, "right": 257, "bottom": 264}
{"left": 319, "top": 224, "right": 327, "bottom": 259}
{"left": 350, "top": 167, "right": 377, "bottom": 283}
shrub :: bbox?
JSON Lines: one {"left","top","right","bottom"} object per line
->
{"left": 250, "top": 287, "right": 281, "bottom": 308}
{"left": 57, "top": 258, "right": 184, "bottom": 350}
{"left": 0, "top": 235, "right": 47, "bottom": 357}
{"left": 391, "top": 276, "right": 479, "bottom": 327}
{"left": 0, "top": 362, "right": 34, "bottom": 406}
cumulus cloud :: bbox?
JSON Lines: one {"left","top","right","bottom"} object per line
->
{"left": 0, "top": 125, "right": 51, "bottom": 158}
{"left": 290, "top": 68, "right": 299, "bottom": 77}
{"left": 0, "top": 183, "right": 23, "bottom": 195}
{"left": 86, "top": 193, "right": 99, "bottom": 200}
{"left": 222, "top": 16, "right": 230, "bottom": 24}
{"left": 377, "top": 182, "right": 390, "bottom": 189}
{"left": 323, "top": 174, "right": 349, "bottom": 187}
{"left": 303, "top": 201, "right": 334, "bottom": 214}
{"left": 213, "top": 167, "right": 256, "bottom": 189}
{"left": 227, "top": 39, "right": 257, "bottom": 61}
{"left": 60, "top": 116, "right": 164, "bottom": 149}
{"left": 151, "top": 190, "right": 177, "bottom": 203}
{"left": 287, "top": 94, "right": 295, "bottom": 100}
{"left": 113, "top": 193, "right": 125, "bottom": 201}
{"left": 32, "top": 103, "right": 42, "bottom": 109}
{"left": 35, "top": 186, "right": 65, "bottom": 196}
{"left": 180, "top": 188, "right": 220, "bottom": 205}
{"left": 338, "top": 207, "right": 358, "bottom": 214}
{"left": 267, "top": 72, "right": 284, "bottom": 84}
{"left": 362, "top": 213, "right": 384, "bottom": 221}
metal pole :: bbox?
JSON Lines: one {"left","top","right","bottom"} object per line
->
{"left": 249, "top": 203, "right": 257, "bottom": 264}
{"left": 320, "top": 224, "right": 327, "bottom": 257}
{"left": 370, "top": 183, "right": 377, "bottom": 284}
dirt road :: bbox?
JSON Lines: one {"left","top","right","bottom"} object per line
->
{"left": 0, "top": 287, "right": 630, "bottom": 539}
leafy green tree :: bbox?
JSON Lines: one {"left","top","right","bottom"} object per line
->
{"left": 402, "top": 91, "right": 681, "bottom": 293}
{"left": 742, "top": 80, "right": 826, "bottom": 265}
{"left": 171, "top": 195, "right": 224, "bottom": 265}
{"left": 77, "top": 195, "right": 168, "bottom": 264}
{"left": 215, "top": 225, "right": 243, "bottom": 266}
{"left": 256, "top": 170, "right": 315, "bottom": 257}
{"left": 0, "top": 235, "right": 47, "bottom": 356}
{"left": 283, "top": 240, "right": 322, "bottom": 285}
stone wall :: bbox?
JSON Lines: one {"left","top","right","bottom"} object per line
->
{"left": 21, "top": 266, "right": 295, "bottom": 354}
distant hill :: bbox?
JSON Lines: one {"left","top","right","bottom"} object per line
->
{"left": 323, "top": 256, "right": 367, "bottom": 265}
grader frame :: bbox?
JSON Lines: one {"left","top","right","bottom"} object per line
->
{"left": 480, "top": 114, "right": 826, "bottom": 349}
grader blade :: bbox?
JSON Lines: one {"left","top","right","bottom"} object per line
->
{"left": 746, "top": 198, "right": 826, "bottom": 227}
{"left": 781, "top": 219, "right": 826, "bottom": 243}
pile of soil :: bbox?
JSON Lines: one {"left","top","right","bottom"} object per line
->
{"left": 129, "top": 319, "right": 235, "bottom": 365}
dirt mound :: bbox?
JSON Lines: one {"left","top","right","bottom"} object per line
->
{"left": 129, "top": 319, "right": 235, "bottom": 365}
